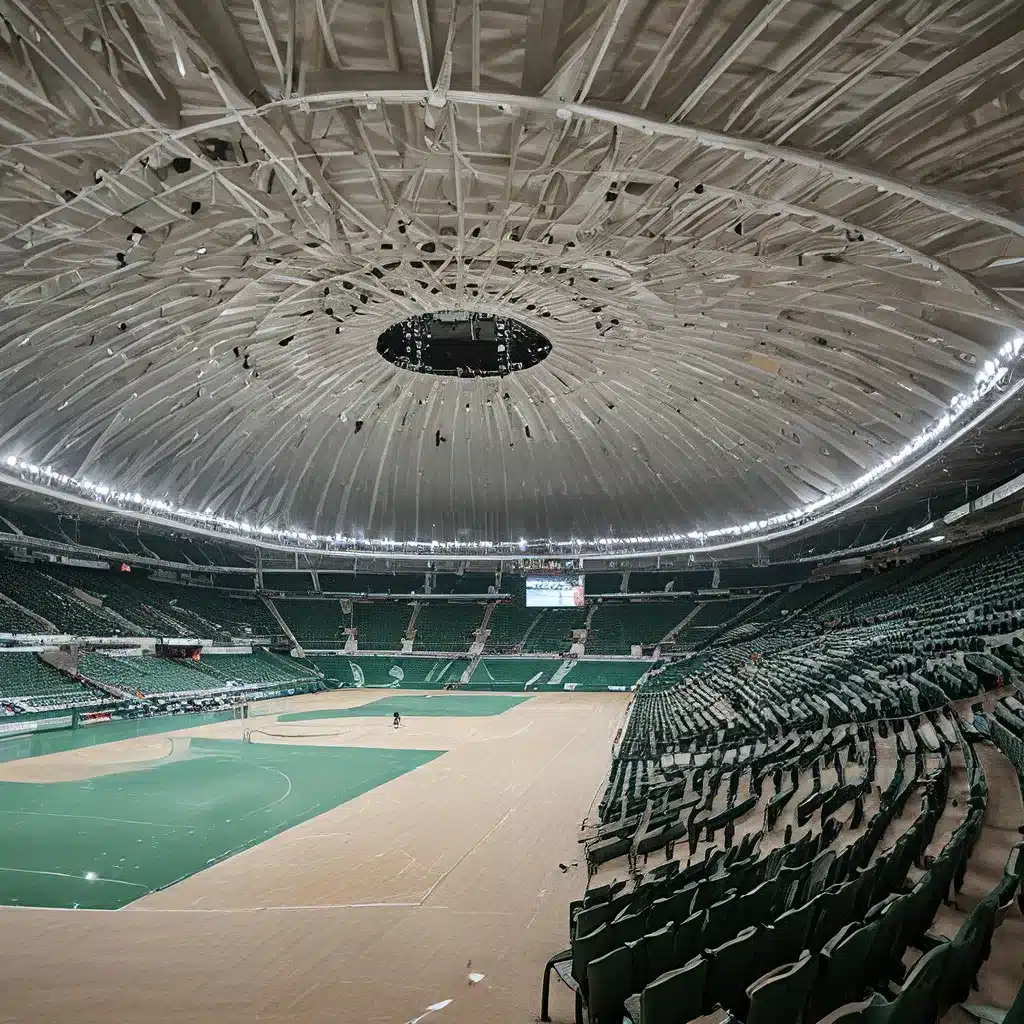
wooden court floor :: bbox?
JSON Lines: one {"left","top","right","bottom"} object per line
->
{"left": 0, "top": 690, "right": 629, "bottom": 1024}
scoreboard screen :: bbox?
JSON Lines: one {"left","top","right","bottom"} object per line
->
{"left": 526, "top": 574, "right": 585, "bottom": 607}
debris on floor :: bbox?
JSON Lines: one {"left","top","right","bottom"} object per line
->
{"left": 406, "top": 998, "right": 452, "bottom": 1023}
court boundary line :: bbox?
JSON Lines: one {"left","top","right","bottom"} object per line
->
{"left": 0, "top": 866, "right": 147, "bottom": 888}
{"left": 236, "top": 764, "right": 293, "bottom": 820}
{"left": 0, "top": 809, "right": 191, "bottom": 828}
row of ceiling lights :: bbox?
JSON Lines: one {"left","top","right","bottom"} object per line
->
{"left": 2, "top": 337, "right": 1020, "bottom": 554}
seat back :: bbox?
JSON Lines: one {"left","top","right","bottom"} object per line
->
{"left": 705, "top": 925, "right": 764, "bottom": 1019}
{"left": 572, "top": 922, "right": 614, "bottom": 1000}
{"left": 862, "top": 893, "right": 907, "bottom": 988}
{"left": 746, "top": 952, "right": 818, "bottom": 1024}
{"left": 587, "top": 943, "right": 635, "bottom": 1024}
{"left": 638, "top": 955, "right": 708, "bottom": 1024}
{"left": 703, "top": 893, "right": 739, "bottom": 951}
{"left": 631, "top": 923, "right": 676, "bottom": 991}
{"left": 805, "top": 849, "right": 837, "bottom": 902}
{"left": 810, "top": 918, "right": 881, "bottom": 1021}
{"left": 810, "top": 881, "right": 860, "bottom": 953}
{"left": 734, "top": 879, "right": 776, "bottom": 933}
{"left": 772, "top": 897, "right": 818, "bottom": 964}
{"left": 943, "top": 896, "right": 997, "bottom": 1011}
{"left": 675, "top": 908, "right": 709, "bottom": 966}
{"left": 868, "top": 941, "right": 952, "bottom": 1024}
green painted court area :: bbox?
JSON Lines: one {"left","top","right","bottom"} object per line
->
{"left": 0, "top": 737, "right": 442, "bottom": 910}
{"left": 277, "top": 692, "right": 534, "bottom": 722}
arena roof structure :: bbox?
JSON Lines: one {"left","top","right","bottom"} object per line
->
{"left": 0, "top": 0, "right": 1022, "bottom": 555}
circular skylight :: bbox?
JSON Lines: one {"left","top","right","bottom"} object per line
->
{"left": 376, "top": 312, "right": 552, "bottom": 378}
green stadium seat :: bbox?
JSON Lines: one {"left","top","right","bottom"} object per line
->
{"left": 587, "top": 603, "right": 695, "bottom": 655}
{"left": 353, "top": 602, "right": 413, "bottom": 650}
{"left": 197, "top": 652, "right": 318, "bottom": 687}
{"left": 276, "top": 599, "right": 348, "bottom": 645}
{"left": 0, "top": 653, "right": 104, "bottom": 711}
{"left": 486, "top": 603, "right": 541, "bottom": 651}
{"left": 808, "top": 918, "right": 881, "bottom": 1021}
{"left": 411, "top": 603, "right": 484, "bottom": 651}
{"left": 624, "top": 955, "right": 707, "bottom": 1024}
{"left": 524, "top": 609, "right": 588, "bottom": 653}
{"left": 81, "top": 653, "right": 224, "bottom": 697}
{"left": 745, "top": 952, "right": 817, "bottom": 1024}
{"left": 586, "top": 943, "right": 634, "bottom": 1024}
{"left": 0, "top": 561, "right": 127, "bottom": 635}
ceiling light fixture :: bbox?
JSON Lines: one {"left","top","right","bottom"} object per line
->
{"left": 0, "top": 336, "right": 1020, "bottom": 557}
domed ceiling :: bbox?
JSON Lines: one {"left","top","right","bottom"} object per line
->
{"left": 0, "top": 0, "right": 1022, "bottom": 546}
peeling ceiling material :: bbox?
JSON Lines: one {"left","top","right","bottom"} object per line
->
{"left": 0, "top": 0, "right": 1022, "bottom": 545}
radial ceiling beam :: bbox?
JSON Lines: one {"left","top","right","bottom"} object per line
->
{"left": 117, "top": 84, "right": 1024, "bottom": 241}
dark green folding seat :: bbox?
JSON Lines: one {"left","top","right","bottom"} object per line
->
{"left": 585, "top": 880, "right": 614, "bottom": 905}
{"left": 702, "top": 893, "right": 739, "bottom": 951}
{"left": 861, "top": 940, "right": 951, "bottom": 1024}
{"left": 907, "top": 856, "right": 956, "bottom": 950}
{"left": 739, "top": 829, "right": 763, "bottom": 860}
{"left": 665, "top": 884, "right": 697, "bottom": 924}
{"left": 756, "top": 921, "right": 802, "bottom": 979}
{"left": 850, "top": 796, "right": 865, "bottom": 830}
{"left": 935, "top": 896, "right": 996, "bottom": 1012}
{"left": 815, "top": 995, "right": 885, "bottom": 1023}
{"left": 637, "top": 824, "right": 669, "bottom": 856}
{"left": 852, "top": 856, "right": 886, "bottom": 920}
{"left": 586, "top": 943, "right": 635, "bottom": 1024}
{"left": 832, "top": 845, "right": 853, "bottom": 886}
{"left": 630, "top": 923, "right": 676, "bottom": 990}
{"left": 693, "top": 872, "right": 733, "bottom": 912}
{"left": 809, "top": 882, "right": 859, "bottom": 953}
{"left": 661, "top": 818, "right": 689, "bottom": 850}
{"left": 584, "top": 878, "right": 628, "bottom": 905}
{"left": 734, "top": 880, "right": 776, "bottom": 932}
{"left": 724, "top": 857, "right": 760, "bottom": 897}
{"left": 745, "top": 952, "right": 818, "bottom": 1024}
{"left": 623, "top": 955, "right": 708, "bottom": 1024}
{"left": 884, "top": 828, "right": 917, "bottom": 887}
{"left": 571, "top": 922, "right": 615, "bottom": 1005}
{"left": 862, "top": 893, "right": 908, "bottom": 988}
{"left": 574, "top": 901, "right": 613, "bottom": 939}
{"left": 808, "top": 917, "right": 881, "bottom": 1021}
{"left": 705, "top": 926, "right": 767, "bottom": 1019}
{"left": 897, "top": 877, "right": 930, "bottom": 954}
{"left": 675, "top": 909, "right": 709, "bottom": 968}
{"left": 804, "top": 849, "right": 836, "bottom": 902}
{"left": 770, "top": 897, "right": 818, "bottom": 965}
{"left": 688, "top": 809, "right": 711, "bottom": 855}
{"left": 765, "top": 787, "right": 795, "bottom": 831}
{"left": 612, "top": 908, "right": 651, "bottom": 946}
{"left": 771, "top": 862, "right": 810, "bottom": 917}
{"left": 626, "top": 882, "right": 659, "bottom": 918}
{"left": 569, "top": 899, "right": 584, "bottom": 936}
{"left": 646, "top": 896, "right": 674, "bottom": 933}
{"left": 589, "top": 834, "right": 632, "bottom": 865}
